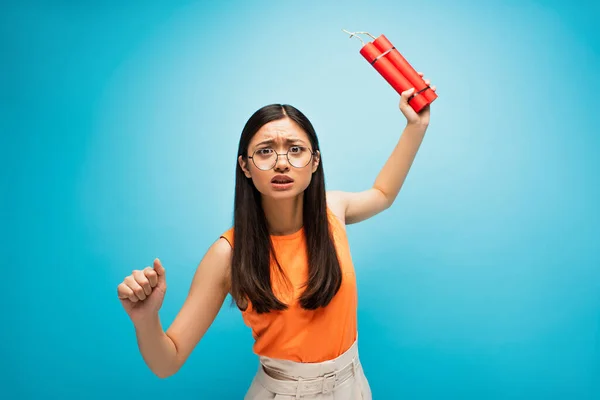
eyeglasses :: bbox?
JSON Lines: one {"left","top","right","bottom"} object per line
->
{"left": 248, "top": 145, "right": 315, "bottom": 171}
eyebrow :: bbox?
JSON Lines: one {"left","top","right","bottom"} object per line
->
{"left": 255, "top": 138, "right": 307, "bottom": 147}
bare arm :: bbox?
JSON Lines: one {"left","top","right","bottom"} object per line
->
{"left": 327, "top": 75, "right": 436, "bottom": 225}
{"left": 134, "top": 237, "right": 231, "bottom": 378}
{"left": 328, "top": 122, "right": 428, "bottom": 225}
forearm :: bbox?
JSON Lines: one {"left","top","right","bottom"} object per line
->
{"left": 373, "top": 123, "right": 427, "bottom": 205}
{"left": 134, "top": 314, "right": 179, "bottom": 378}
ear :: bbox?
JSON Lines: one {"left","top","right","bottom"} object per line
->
{"left": 238, "top": 155, "right": 252, "bottom": 178}
{"left": 311, "top": 150, "right": 320, "bottom": 173}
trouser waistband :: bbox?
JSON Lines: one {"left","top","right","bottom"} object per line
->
{"left": 256, "top": 339, "right": 361, "bottom": 398}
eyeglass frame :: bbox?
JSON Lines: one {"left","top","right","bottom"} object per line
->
{"left": 246, "top": 145, "right": 317, "bottom": 171}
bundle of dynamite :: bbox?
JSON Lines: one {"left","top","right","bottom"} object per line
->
{"left": 343, "top": 29, "right": 437, "bottom": 113}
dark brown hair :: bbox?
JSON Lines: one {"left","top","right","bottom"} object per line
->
{"left": 230, "top": 104, "right": 342, "bottom": 314}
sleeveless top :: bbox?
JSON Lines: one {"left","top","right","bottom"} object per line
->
{"left": 219, "top": 207, "right": 358, "bottom": 362}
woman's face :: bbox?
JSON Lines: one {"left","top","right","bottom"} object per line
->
{"left": 238, "top": 117, "right": 320, "bottom": 200}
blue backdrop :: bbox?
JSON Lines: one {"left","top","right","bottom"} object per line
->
{"left": 2, "top": 0, "right": 599, "bottom": 398}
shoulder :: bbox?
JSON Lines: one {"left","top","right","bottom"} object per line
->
{"left": 212, "top": 235, "right": 233, "bottom": 277}
{"left": 197, "top": 236, "right": 233, "bottom": 291}
{"left": 219, "top": 227, "right": 235, "bottom": 248}
{"left": 213, "top": 235, "right": 233, "bottom": 256}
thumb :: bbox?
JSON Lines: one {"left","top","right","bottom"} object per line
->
{"left": 400, "top": 87, "right": 415, "bottom": 104}
{"left": 153, "top": 258, "right": 167, "bottom": 285}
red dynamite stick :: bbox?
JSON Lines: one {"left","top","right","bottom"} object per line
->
{"left": 347, "top": 30, "right": 437, "bottom": 113}
{"left": 360, "top": 43, "right": 428, "bottom": 113}
{"left": 359, "top": 43, "right": 415, "bottom": 97}
{"left": 373, "top": 35, "right": 437, "bottom": 105}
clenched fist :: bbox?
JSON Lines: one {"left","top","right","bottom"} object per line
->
{"left": 117, "top": 258, "right": 167, "bottom": 323}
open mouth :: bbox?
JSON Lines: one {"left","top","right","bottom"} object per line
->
{"left": 271, "top": 175, "right": 294, "bottom": 184}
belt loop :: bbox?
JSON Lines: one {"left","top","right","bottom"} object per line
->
{"left": 295, "top": 377, "right": 303, "bottom": 399}
{"left": 353, "top": 357, "right": 365, "bottom": 393}
{"left": 322, "top": 372, "right": 336, "bottom": 394}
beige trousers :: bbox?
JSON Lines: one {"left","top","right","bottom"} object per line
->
{"left": 244, "top": 340, "right": 372, "bottom": 399}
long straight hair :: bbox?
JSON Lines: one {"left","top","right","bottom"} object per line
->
{"left": 230, "top": 104, "right": 342, "bottom": 314}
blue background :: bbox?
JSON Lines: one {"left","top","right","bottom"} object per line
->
{"left": 2, "top": 0, "right": 599, "bottom": 398}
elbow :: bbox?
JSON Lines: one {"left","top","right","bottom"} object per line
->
{"left": 152, "top": 359, "right": 182, "bottom": 379}
{"left": 153, "top": 334, "right": 182, "bottom": 379}
{"left": 382, "top": 193, "right": 394, "bottom": 210}
{"left": 154, "top": 371, "right": 169, "bottom": 379}
{"left": 155, "top": 372, "right": 172, "bottom": 379}
{"left": 374, "top": 187, "right": 394, "bottom": 210}
{"left": 154, "top": 366, "right": 179, "bottom": 379}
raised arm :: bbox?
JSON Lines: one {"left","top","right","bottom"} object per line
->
{"left": 327, "top": 74, "right": 436, "bottom": 225}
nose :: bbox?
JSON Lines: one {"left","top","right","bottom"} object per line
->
{"left": 274, "top": 153, "right": 290, "bottom": 172}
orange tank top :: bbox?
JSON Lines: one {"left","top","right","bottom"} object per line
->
{"left": 220, "top": 207, "right": 358, "bottom": 362}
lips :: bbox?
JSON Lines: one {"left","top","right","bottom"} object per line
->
{"left": 271, "top": 175, "right": 294, "bottom": 184}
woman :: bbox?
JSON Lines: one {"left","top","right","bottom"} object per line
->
{"left": 117, "top": 74, "right": 435, "bottom": 399}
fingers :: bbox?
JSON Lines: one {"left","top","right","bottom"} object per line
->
{"left": 117, "top": 259, "right": 166, "bottom": 305}
{"left": 424, "top": 79, "right": 436, "bottom": 92}
{"left": 117, "top": 282, "right": 135, "bottom": 302}
{"left": 124, "top": 275, "right": 147, "bottom": 301}
{"left": 400, "top": 82, "right": 436, "bottom": 106}
{"left": 418, "top": 72, "right": 435, "bottom": 91}
{"left": 143, "top": 266, "right": 158, "bottom": 288}
{"left": 118, "top": 276, "right": 141, "bottom": 302}
{"left": 133, "top": 270, "right": 152, "bottom": 296}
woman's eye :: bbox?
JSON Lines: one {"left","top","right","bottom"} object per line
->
{"left": 290, "top": 146, "right": 302, "bottom": 153}
{"left": 257, "top": 148, "right": 273, "bottom": 156}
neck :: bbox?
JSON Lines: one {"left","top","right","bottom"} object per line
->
{"left": 261, "top": 194, "right": 304, "bottom": 236}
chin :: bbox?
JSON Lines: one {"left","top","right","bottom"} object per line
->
{"left": 259, "top": 182, "right": 309, "bottom": 200}
{"left": 265, "top": 189, "right": 303, "bottom": 200}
